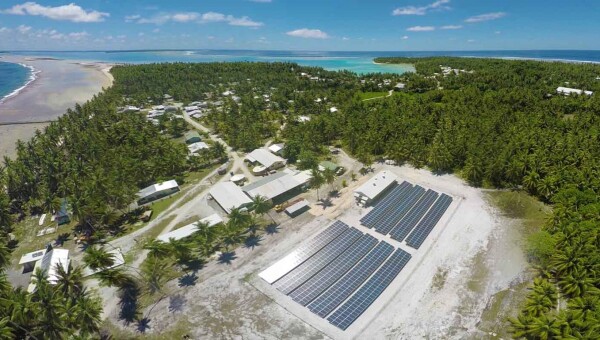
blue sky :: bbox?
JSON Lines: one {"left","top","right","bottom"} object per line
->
{"left": 0, "top": 0, "right": 599, "bottom": 51}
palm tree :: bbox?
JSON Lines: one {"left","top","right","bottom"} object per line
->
{"left": 0, "top": 318, "right": 13, "bottom": 340}
{"left": 70, "top": 289, "right": 102, "bottom": 337}
{"left": 509, "top": 312, "right": 534, "bottom": 339}
{"left": 95, "top": 268, "right": 135, "bottom": 288}
{"left": 227, "top": 207, "right": 250, "bottom": 230}
{"left": 211, "top": 141, "right": 227, "bottom": 161}
{"left": 528, "top": 314, "right": 561, "bottom": 339}
{"left": 322, "top": 168, "right": 336, "bottom": 193}
{"left": 168, "top": 238, "right": 194, "bottom": 263}
{"left": 0, "top": 241, "right": 10, "bottom": 269}
{"left": 83, "top": 246, "right": 116, "bottom": 271}
{"left": 143, "top": 239, "right": 172, "bottom": 258}
{"left": 55, "top": 263, "right": 84, "bottom": 298}
{"left": 309, "top": 168, "right": 325, "bottom": 201}
{"left": 250, "top": 195, "right": 274, "bottom": 224}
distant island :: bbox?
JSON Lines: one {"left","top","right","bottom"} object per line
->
{"left": 0, "top": 57, "right": 599, "bottom": 339}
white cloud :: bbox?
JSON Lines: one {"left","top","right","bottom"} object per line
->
{"left": 152, "top": 28, "right": 160, "bottom": 33}
{"left": 407, "top": 26, "right": 435, "bottom": 32}
{"left": 342, "top": 37, "right": 350, "bottom": 41}
{"left": 286, "top": 28, "right": 329, "bottom": 39}
{"left": 69, "top": 31, "right": 89, "bottom": 39}
{"left": 249, "top": 0, "right": 272, "bottom": 2}
{"left": 228, "top": 16, "right": 263, "bottom": 27}
{"left": 401, "top": 35, "right": 409, "bottom": 40}
{"left": 0, "top": 27, "right": 11, "bottom": 33}
{"left": 207, "top": 35, "right": 215, "bottom": 40}
{"left": 440, "top": 25, "right": 462, "bottom": 30}
{"left": 495, "top": 31, "right": 501, "bottom": 34}
{"left": 465, "top": 12, "right": 506, "bottom": 23}
{"left": 225, "top": 38, "right": 234, "bottom": 43}
{"left": 172, "top": 12, "right": 200, "bottom": 23}
{"left": 3, "top": 2, "right": 109, "bottom": 22}
{"left": 467, "top": 39, "right": 476, "bottom": 43}
{"left": 125, "top": 14, "right": 141, "bottom": 23}
{"left": 393, "top": 0, "right": 450, "bottom": 16}
{"left": 17, "top": 24, "right": 32, "bottom": 34}
{"left": 136, "top": 11, "right": 263, "bottom": 27}
{"left": 138, "top": 32, "right": 145, "bottom": 37}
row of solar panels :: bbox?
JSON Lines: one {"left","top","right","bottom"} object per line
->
{"left": 360, "top": 181, "right": 453, "bottom": 248}
{"left": 259, "top": 221, "right": 412, "bottom": 330}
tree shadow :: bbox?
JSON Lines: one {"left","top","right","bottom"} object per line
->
{"left": 178, "top": 273, "right": 198, "bottom": 287}
{"left": 328, "top": 190, "right": 340, "bottom": 198}
{"left": 168, "top": 294, "right": 186, "bottom": 313}
{"left": 54, "top": 233, "right": 70, "bottom": 246}
{"left": 181, "top": 258, "right": 205, "bottom": 272}
{"left": 244, "top": 235, "right": 263, "bottom": 249}
{"left": 264, "top": 224, "right": 280, "bottom": 235}
{"left": 118, "top": 282, "right": 141, "bottom": 324}
{"left": 136, "top": 317, "right": 151, "bottom": 333}
{"left": 218, "top": 251, "right": 237, "bottom": 265}
{"left": 316, "top": 198, "right": 333, "bottom": 209}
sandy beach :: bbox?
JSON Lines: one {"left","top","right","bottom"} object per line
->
{"left": 0, "top": 55, "right": 113, "bottom": 159}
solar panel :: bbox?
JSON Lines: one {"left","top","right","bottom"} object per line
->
{"left": 361, "top": 182, "right": 413, "bottom": 228}
{"left": 389, "top": 189, "right": 439, "bottom": 242}
{"left": 274, "top": 227, "right": 363, "bottom": 294}
{"left": 259, "top": 221, "right": 348, "bottom": 284}
{"left": 308, "top": 242, "right": 394, "bottom": 318}
{"left": 374, "top": 185, "right": 425, "bottom": 235}
{"left": 327, "top": 248, "right": 412, "bottom": 330}
{"left": 289, "top": 234, "right": 378, "bottom": 306}
{"left": 360, "top": 182, "right": 411, "bottom": 227}
{"left": 406, "top": 194, "right": 453, "bottom": 249}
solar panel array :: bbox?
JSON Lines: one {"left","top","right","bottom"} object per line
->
{"left": 262, "top": 221, "right": 412, "bottom": 331}
{"left": 327, "top": 248, "right": 412, "bottom": 330}
{"left": 260, "top": 179, "right": 454, "bottom": 331}
{"left": 360, "top": 179, "right": 453, "bottom": 249}
{"left": 259, "top": 220, "right": 347, "bottom": 284}
{"left": 406, "top": 194, "right": 453, "bottom": 249}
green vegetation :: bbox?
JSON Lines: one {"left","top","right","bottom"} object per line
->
{"left": 1, "top": 57, "right": 600, "bottom": 337}
{"left": 358, "top": 91, "right": 388, "bottom": 100}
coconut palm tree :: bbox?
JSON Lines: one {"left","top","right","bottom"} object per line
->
{"left": 227, "top": 207, "right": 250, "bottom": 230}
{"left": 250, "top": 195, "right": 274, "bottom": 224}
{"left": 322, "top": 168, "right": 336, "bottom": 193}
{"left": 83, "top": 246, "right": 116, "bottom": 271}
{"left": 95, "top": 268, "right": 135, "bottom": 288}
{"left": 527, "top": 314, "right": 561, "bottom": 339}
{"left": 55, "top": 263, "right": 84, "bottom": 299}
{"left": 143, "top": 239, "right": 172, "bottom": 258}
{"left": 309, "top": 168, "right": 325, "bottom": 201}
{"left": 70, "top": 289, "right": 102, "bottom": 337}
{"left": 0, "top": 318, "right": 13, "bottom": 340}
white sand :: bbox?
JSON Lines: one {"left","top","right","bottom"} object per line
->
{"left": 0, "top": 55, "right": 113, "bottom": 159}
{"left": 106, "top": 159, "right": 528, "bottom": 339}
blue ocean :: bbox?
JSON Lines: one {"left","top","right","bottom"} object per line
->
{"left": 2, "top": 49, "right": 600, "bottom": 102}
{"left": 0, "top": 61, "right": 32, "bottom": 103}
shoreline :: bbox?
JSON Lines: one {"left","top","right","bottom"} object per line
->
{"left": 0, "top": 62, "right": 40, "bottom": 105}
{"left": 0, "top": 55, "right": 114, "bottom": 159}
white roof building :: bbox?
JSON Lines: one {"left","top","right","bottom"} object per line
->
{"left": 243, "top": 171, "right": 307, "bottom": 200}
{"left": 138, "top": 180, "right": 179, "bottom": 200}
{"left": 152, "top": 105, "right": 165, "bottom": 111}
{"left": 268, "top": 143, "right": 284, "bottom": 155}
{"left": 28, "top": 248, "right": 70, "bottom": 291}
{"left": 329, "top": 107, "right": 338, "bottom": 113}
{"left": 297, "top": 115, "right": 311, "bottom": 123}
{"left": 19, "top": 249, "right": 47, "bottom": 266}
{"left": 209, "top": 182, "right": 253, "bottom": 213}
{"left": 188, "top": 142, "right": 210, "bottom": 154}
{"left": 245, "top": 149, "right": 286, "bottom": 170}
{"left": 556, "top": 86, "right": 593, "bottom": 96}
{"left": 353, "top": 171, "right": 398, "bottom": 206}
{"left": 184, "top": 105, "right": 199, "bottom": 112}
{"left": 157, "top": 214, "right": 223, "bottom": 242}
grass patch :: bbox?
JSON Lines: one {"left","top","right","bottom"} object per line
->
{"left": 486, "top": 190, "right": 550, "bottom": 232}
{"left": 359, "top": 91, "right": 388, "bottom": 100}
{"left": 478, "top": 281, "right": 531, "bottom": 338}
{"left": 430, "top": 267, "right": 448, "bottom": 292}
{"left": 466, "top": 251, "right": 488, "bottom": 293}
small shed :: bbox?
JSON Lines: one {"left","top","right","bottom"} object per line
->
{"left": 137, "top": 180, "right": 180, "bottom": 205}
{"left": 56, "top": 198, "right": 70, "bottom": 226}
{"left": 19, "top": 249, "right": 47, "bottom": 272}
{"left": 184, "top": 131, "right": 202, "bottom": 144}
{"left": 285, "top": 199, "right": 310, "bottom": 217}
{"left": 353, "top": 171, "right": 398, "bottom": 207}
{"left": 319, "top": 161, "right": 341, "bottom": 174}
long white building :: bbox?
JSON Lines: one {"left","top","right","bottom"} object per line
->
{"left": 353, "top": 171, "right": 398, "bottom": 206}
{"left": 556, "top": 86, "right": 593, "bottom": 96}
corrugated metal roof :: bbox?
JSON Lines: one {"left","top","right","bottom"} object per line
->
{"left": 354, "top": 171, "right": 397, "bottom": 200}
{"left": 157, "top": 214, "right": 223, "bottom": 242}
{"left": 209, "top": 182, "right": 253, "bottom": 213}
{"left": 243, "top": 172, "right": 303, "bottom": 200}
